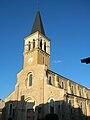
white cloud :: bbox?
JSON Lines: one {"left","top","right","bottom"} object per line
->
{"left": 53, "top": 60, "right": 62, "bottom": 64}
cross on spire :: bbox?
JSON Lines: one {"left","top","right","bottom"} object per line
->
{"left": 38, "top": 0, "right": 40, "bottom": 10}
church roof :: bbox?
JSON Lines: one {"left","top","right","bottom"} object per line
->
{"left": 31, "top": 11, "right": 45, "bottom": 36}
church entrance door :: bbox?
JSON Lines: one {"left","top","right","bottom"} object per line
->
{"left": 27, "top": 109, "right": 35, "bottom": 120}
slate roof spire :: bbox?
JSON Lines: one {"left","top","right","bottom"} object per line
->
{"left": 31, "top": 10, "right": 45, "bottom": 36}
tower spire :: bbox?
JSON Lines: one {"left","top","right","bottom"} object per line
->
{"left": 31, "top": 10, "right": 45, "bottom": 36}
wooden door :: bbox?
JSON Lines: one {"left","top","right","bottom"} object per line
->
{"left": 27, "top": 109, "right": 35, "bottom": 120}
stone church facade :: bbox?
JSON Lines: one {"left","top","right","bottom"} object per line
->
{"left": 3, "top": 11, "right": 90, "bottom": 120}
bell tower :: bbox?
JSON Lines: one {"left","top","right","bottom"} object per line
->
{"left": 23, "top": 11, "right": 50, "bottom": 69}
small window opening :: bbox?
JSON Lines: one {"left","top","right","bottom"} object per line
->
{"left": 44, "top": 42, "right": 46, "bottom": 52}
{"left": 61, "top": 81, "right": 64, "bottom": 89}
{"left": 33, "top": 39, "right": 35, "bottom": 49}
{"left": 71, "top": 86, "right": 74, "bottom": 94}
{"left": 28, "top": 41, "right": 31, "bottom": 51}
{"left": 40, "top": 39, "right": 42, "bottom": 49}
{"left": 79, "top": 89, "right": 82, "bottom": 97}
{"left": 80, "top": 102, "right": 82, "bottom": 111}
{"left": 50, "top": 99, "right": 54, "bottom": 114}
{"left": 28, "top": 73, "right": 32, "bottom": 86}
{"left": 48, "top": 76, "right": 52, "bottom": 85}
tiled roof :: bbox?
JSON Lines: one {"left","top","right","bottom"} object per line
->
{"left": 31, "top": 11, "right": 45, "bottom": 36}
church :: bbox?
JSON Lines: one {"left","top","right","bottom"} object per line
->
{"left": 3, "top": 10, "right": 90, "bottom": 120}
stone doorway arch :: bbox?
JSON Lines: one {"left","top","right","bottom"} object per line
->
{"left": 25, "top": 98, "right": 35, "bottom": 120}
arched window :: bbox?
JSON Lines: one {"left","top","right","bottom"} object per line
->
{"left": 48, "top": 76, "right": 52, "bottom": 85}
{"left": 71, "top": 86, "right": 74, "bottom": 94}
{"left": 40, "top": 39, "right": 42, "bottom": 50}
{"left": 80, "top": 102, "right": 82, "bottom": 110}
{"left": 28, "top": 73, "right": 32, "bottom": 86}
{"left": 48, "top": 98, "right": 55, "bottom": 114}
{"left": 44, "top": 42, "right": 46, "bottom": 52}
{"left": 61, "top": 81, "right": 64, "bottom": 89}
{"left": 68, "top": 100, "right": 73, "bottom": 114}
{"left": 50, "top": 99, "right": 54, "bottom": 113}
{"left": 88, "top": 103, "right": 90, "bottom": 110}
{"left": 79, "top": 89, "right": 82, "bottom": 97}
{"left": 86, "top": 92, "right": 89, "bottom": 98}
{"left": 9, "top": 103, "right": 13, "bottom": 116}
{"left": 28, "top": 41, "right": 31, "bottom": 51}
{"left": 33, "top": 39, "right": 35, "bottom": 49}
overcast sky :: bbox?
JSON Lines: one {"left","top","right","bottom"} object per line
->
{"left": 0, "top": 0, "right": 90, "bottom": 100}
